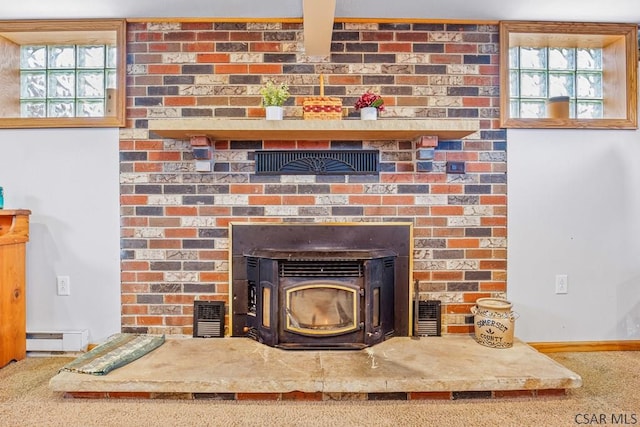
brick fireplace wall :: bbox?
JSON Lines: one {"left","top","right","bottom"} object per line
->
{"left": 120, "top": 20, "right": 506, "bottom": 336}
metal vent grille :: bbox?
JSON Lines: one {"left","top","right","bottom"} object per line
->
{"left": 415, "top": 300, "right": 441, "bottom": 337}
{"left": 193, "top": 301, "right": 225, "bottom": 338}
{"left": 280, "top": 261, "right": 363, "bottom": 277}
{"left": 255, "top": 150, "right": 379, "bottom": 175}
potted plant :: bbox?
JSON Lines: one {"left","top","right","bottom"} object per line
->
{"left": 354, "top": 91, "right": 385, "bottom": 120}
{"left": 260, "top": 81, "right": 290, "bottom": 120}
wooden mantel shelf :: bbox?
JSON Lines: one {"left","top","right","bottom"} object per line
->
{"left": 148, "top": 118, "right": 479, "bottom": 141}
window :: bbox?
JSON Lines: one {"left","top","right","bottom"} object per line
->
{"left": 510, "top": 46, "right": 604, "bottom": 119}
{"left": 500, "top": 21, "right": 638, "bottom": 129}
{"left": 0, "top": 19, "right": 125, "bottom": 128}
{"left": 20, "top": 44, "right": 117, "bottom": 118}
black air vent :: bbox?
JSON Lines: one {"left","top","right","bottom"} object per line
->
{"left": 280, "top": 261, "right": 363, "bottom": 277}
{"left": 415, "top": 300, "right": 441, "bottom": 337}
{"left": 193, "top": 301, "right": 225, "bottom": 338}
{"left": 255, "top": 150, "right": 379, "bottom": 175}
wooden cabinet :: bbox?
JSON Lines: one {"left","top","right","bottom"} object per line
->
{"left": 0, "top": 210, "right": 31, "bottom": 367}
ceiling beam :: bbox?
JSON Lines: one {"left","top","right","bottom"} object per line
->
{"left": 303, "top": 0, "right": 336, "bottom": 56}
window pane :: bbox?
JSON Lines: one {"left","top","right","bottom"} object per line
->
{"left": 577, "top": 48, "right": 602, "bottom": 70}
{"left": 20, "top": 72, "right": 46, "bottom": 98}
{"left": 106, "top": 45, "right": 118, "bottom": 68}
{"left": 548, "top": 48, "right": 575, "bottom": 70}
{"left": 106, "top": 69, "right": 117, "bottom": 89}
{"left": 77, "top": 99, "right": 104, "bottom": 117}
{"left": 77, "top": 71, "right": 105, "bottom": 98}
{"left": 48, "top": 46, "right": 76, "bottom": 69}
{"left": 576, "top": 73, "right": 603, "bottom": 98}
{"left": 577, "top": 101, "right": 603, "bottom": 118}
{"left": 520, "top": 100, "right": 546, "bottom": 118}
{"left": 77, "top": 45, "right": 105, "bottom": 68}
{"left": 508, "top": 47, "right": 519, "bottom": 69}
{"left": 509, "top": 71, "right": 519, "bottom": 97}
{"left": 20, "top": 101, "right": 46, "bottom": 117}
{"left": 520, "top": 47, "right": 546, "bottom": 69}
{"left": 48, "top": 72, "right": 75, "bottom": 98}
{"left": 520, "top": 71, "right": 547, "bottom": 98}
{"left": 20, "top": 46, "right": 46, "bottom": 69}
{"left": 548, "top": 72, "right": 575, "bottom": 97}
{"left": 48, "top": 100, "right": 75, "bottom": 117}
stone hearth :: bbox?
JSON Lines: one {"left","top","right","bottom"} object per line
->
{"left": 49, "top": 335, "right": 581, "bottom": 400}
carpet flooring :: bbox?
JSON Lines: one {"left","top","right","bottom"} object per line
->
{"left": 1, "top": 352, "right": 638, "bottom": 427}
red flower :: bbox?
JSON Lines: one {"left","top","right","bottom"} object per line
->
{"left": 354, "top": 91, "right": 385, "bottom": 111}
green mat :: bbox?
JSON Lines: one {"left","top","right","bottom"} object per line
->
{"left": 60, "top": 333, "right": 165, "bottom": 376}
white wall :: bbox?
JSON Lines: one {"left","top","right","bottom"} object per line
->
{"left": 0, "top": 128, "right": 121, "bottom": 343}
{"left": 507, "top": 127, "right": 640, "bottom": 342}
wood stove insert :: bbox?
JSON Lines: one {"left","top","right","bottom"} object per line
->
{"left": 245, "top": 249, "right": 396, "bottom": 349}
{"left": 230, "top": 223, "right": 412, "bottom": 350}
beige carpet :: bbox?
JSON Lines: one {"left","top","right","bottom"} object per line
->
{"left": 1, "top": 352, "right": 638, "bottom": 427}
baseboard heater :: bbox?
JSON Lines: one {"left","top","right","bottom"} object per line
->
{"left": 26, "top": 330, "right": 89, "bottom": 352}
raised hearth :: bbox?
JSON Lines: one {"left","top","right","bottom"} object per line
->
{"left": 49, "top": 335, "right": 583, "bottom": 400}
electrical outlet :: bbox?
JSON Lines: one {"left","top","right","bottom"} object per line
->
{"left": 555, "top": 274, "right": 568, "bottom": 294}
{"left": 56, "top": 275, "right": 70, "bottom": 296}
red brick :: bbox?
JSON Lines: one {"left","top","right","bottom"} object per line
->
{"left": 249, "top": 195, "right": 282, "bottom": 205}
{"left": 121, "top": 261, "right": 150, "bottom": 271}
{"left": 107, "top": 392, "right": 153, "bottom": 399}
{"left": 431, "top": 206, "right": 463, "bottom": 216}
{"left": 184, "top": 43, "right": 215, "bottom": 52}
{"left": 381, "top": 195, "right": 414, "bottom": 205}
{"left": 136, "top": 273, "right": 164, "bottom": 282}
{"left": 120, "top": 195, "right": 148, "bottom": 205}
{"left": 215, "top": 64, "right": 248, "bottom": 74}
{"left": 230, "top": 184, "right": 264, "bottom": 194}
{"left": 409, "top": 392, "right": 452, "bottom": 400}
{"left": 249, "top": 64, "right": 283, "bottom": 74}
{"left": 134, "top": 140, "right": 164, "bottom": 150}
{"left": 433, "top": 271, "right": 463, "bottom": 281}
{"left": 165, "top": 97, "right": 197, "bottom": 107}
{"left": 165, "top": 228, "right": 197, "bottom": 238}
{"left": 137, "top": 316, "right": 164, "bottom": 325}
{"left": 149, "top": 239, "right": 181, "bottom": 249}
{"left": 364, "top": 206, "right": 397, "bottom": 216}
{"left": 282, "top": 195, "right": 315, "bottom": 205}
{"left": 281, "top": 391, "right": 324, "bottom": 401}
{"left": 236, "top": 393, "right": 281, "bottom": 401}
{"left": 331, "top": 184, "right": 364, "bottom": 194}
{"left": 349, "top": 195, "right": 382, "bottom": 205}
{"left": 445, "top": 44, "right": 478, "bottom": 54}
{"left": 166, "top": 316, "right": 193, "bottom": 326}
{"left": 250, "top": 42, "right": 282, "bottom": 52}
{"left": 379, "top": 42, "right": 412, "bottom": 52}
{"left": 147, "top": 64, "right": 181, "bottom": 74}
{"left": 197, "top": 53, "right": 230, "bottom": 63}
{"left": 64, "top": 392, "right": 108, "bottom": 399}
{"left": 199, "top": 272, "right": 228, "bottom": 282}
{"left": 494, "top": 390, "right": 535, "bottom": 398}
{"left": 479, "top": 260, "right": 507, "bottom": 270}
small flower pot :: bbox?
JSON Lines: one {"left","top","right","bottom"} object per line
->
{"left": 360, "top": 107, "right": 377, "bottom": 121}
{"left": 265, "top": 106, "right": 284, "bottom": 120}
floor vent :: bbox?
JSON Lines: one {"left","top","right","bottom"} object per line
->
{"left": 415, "top": 300, "right": 441, "bottom": 337}
{"left": 193, "top": 301, "right": 225, "bottom": 338}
